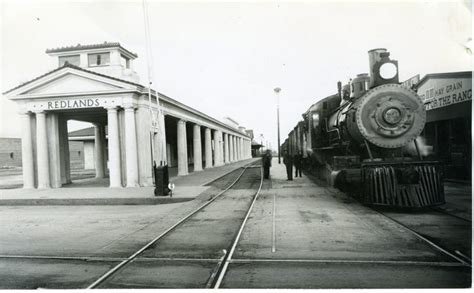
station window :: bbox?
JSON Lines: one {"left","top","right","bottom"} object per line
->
{"left": 425, "top": 87, "right": 434, "bottom": 101}
{"left": 59, "top": 55, "right": 80, "bottom": 67}
{"left": 88, "top": 52, "right": 110, "bottom": 67}
{"left": 120, "top": 54, "right": 130, "bottom": 69}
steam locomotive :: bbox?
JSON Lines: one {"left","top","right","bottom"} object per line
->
{"left": 283, "top": 49, "right": 444, "bottom": 208}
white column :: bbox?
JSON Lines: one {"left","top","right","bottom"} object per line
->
{"left": 177, "top": 119, "right": 188, "bottom": 176}
{"left": 224, "top": 133, "right": 229, "bottom": 164}
{"left": 107, "top": 107, "right": 122, "bottom": 187}
{"left": 245, "top": 139, "right": 248, "bottom": 159}
{"left": 214, "top": 130, "right": 223, "bottom": 167}
{"left": 59, "top": 117, "right": 71, "bottom": 185}
{"left": 247, "top": 139, "right": 249, "bottom": 158}
{"left": 193, "top": 124, "right": 202, "bottom": 172}
{"left": 35, "top": 111, "right": 50, "bottom": 189}
{"left": 228, "top": 135, "right": 233, "bottom": 162}
{"left": 20, "top": 112, "right": 35, "bottom": 189}
{"left": 213, "top": 130, "right": 219, "bottom": 166}
{"left": 248, "top": 139, "right": 251, "bottom": 158}
{"left": 239, "top": 137, "right": 243, "bottom": 160}
{"left": 219, "top": 131, "right": 224, "bottom": 165}
{"left": 158, "top": 111, "right": 168, "bottom": 164}
{"left": 232, "top": 136, "right": 236, "bottom": 161}
{"left": 94, "top": 124, "right": 106, "bottom": 178}
{"left": 248, "top": 139, "right": 252, "bottom": 158}
{"left": 47, "top": 113, "right": 62, "bottom": 188}
{"left": 124, "top": 106, "right": 139, "bottom": 187}
{"left": 234, "top": 137, "right": 239, "bottom": 161}
{"left": 205, "top": 128, "right": 213, "bottom": 168}
{"left": 232, "top": 135, "right": 236, "bottom": 161}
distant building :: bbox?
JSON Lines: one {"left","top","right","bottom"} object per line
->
{"left": 416, "top": 71, "right": 472, "bottom": 180}
{"left": 68, "top": 127, "right": 105, "bottom": 170}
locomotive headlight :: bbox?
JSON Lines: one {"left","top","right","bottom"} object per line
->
{"left": 379, "top": 62, "right": 398, "bottom": 80}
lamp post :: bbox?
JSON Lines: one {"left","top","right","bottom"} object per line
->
{"left": 274, "top": 87, "right": 281, "bottom": 164}
{"left": 260, "top": 133, "right": 264, "bottom": 154}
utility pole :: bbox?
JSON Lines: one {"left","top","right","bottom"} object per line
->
{"left": 274, "top": 87, "right": 281, "bottom": 164}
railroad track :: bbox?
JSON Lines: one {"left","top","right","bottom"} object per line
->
{"left": 373, "top": 210, "right": 472, "bottom": 267}
{"left": 301, "top": 169, "right": 472, "bottom": 269}
{"left": 430, "top": 206, "right": 471, "bottom": 223}
{"left": 87, "top": 161, "right": 264, "bottom": 289}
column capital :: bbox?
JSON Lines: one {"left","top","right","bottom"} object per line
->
{"left": 123, "top": 104, "right": 137, "bottom": 111}
{"left": 32, "top": 109, "right": 46, "bottom": 114}
{"left": 105, "top": 105, "right": 119, "bottom": 111}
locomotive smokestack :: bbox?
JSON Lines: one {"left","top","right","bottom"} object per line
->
{"left": 368, "top": 48, "right": 387, "bottom": 88}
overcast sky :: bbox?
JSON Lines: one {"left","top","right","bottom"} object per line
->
{"left": 1, "top": 0, "right": 471, "bottom": 149}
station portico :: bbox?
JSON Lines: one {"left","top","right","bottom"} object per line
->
{"left": 4, "top": 43, "right": 252, "bottom": 189}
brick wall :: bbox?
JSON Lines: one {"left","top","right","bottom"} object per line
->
{"left": 0, "top": 138, "right": 86, "bottom": 169}
{"left": 0, "top": 138, "right": 22, "bottom": 167}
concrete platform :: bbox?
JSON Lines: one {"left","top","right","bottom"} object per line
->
{"left": 0, "top": 159, "right": 257, "bottom": 205}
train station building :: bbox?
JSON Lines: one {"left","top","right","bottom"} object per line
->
{"left": 416, "top": 71, "right": 472, "bottom": 180}
{"left": 3, "top": 42, "right": 253, "bottom": 189}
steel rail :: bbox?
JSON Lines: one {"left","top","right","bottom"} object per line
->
{"left": 229, "top": 258, "right": 466, "bottom": 267}
{"left": 372, "top": 210, "right": 471, "bottom": 267}
{"left": 454, "top": 250, "right": 472, "bottom": 264}
{"left": 86, "top": 162, "right": 258, "bottom": 289}
{"left": 431, "top": 207, "right": 471, "bottom": 223}
{"left": 321, "top": 186, "right": 471, "bottom": 268}
{"left": 0, "top": 255, "right": 124, "bottom": 262}
{"left": 212, "top": 166, "right": 264, "bottom": 289}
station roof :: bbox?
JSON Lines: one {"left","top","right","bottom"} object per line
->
{"left": 415, "top": 71, "right": 472, "bottom": 89}
{"left": 251, "top": 141, "right": 263, "bottom": 147}
{"left": 68, "top": 127, "right": 104, "bottom": 138}
{"left": 3, "top": 59, "right": 251, "bottom": 139}
{"left": 46, "top": 42, "right": 138, "bottom": 58}
{"left": 3, "top": 62, "right": 144, "bottom": 95}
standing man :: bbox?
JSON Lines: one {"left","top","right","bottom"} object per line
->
{"left": 283, "top": 150, "right": 293, "bottom": 181}
{"left": 262, "top": 150, "right": 272, "bottom": 179}
{"left": 294, "top": 151, "right": 302, "bottom": 178}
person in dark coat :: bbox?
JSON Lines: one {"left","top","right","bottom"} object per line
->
{"left": 262, "top": 150, "right": 272, "bottom": 179}
{"left": 294, "top": 151, "right": 302, "bottom": 178}
{"left": 283, "top": 150, "right": 293, "bottom": 181}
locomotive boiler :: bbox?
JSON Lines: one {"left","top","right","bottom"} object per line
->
{"left": 287, "top": 48, "right": 444, "bottom": 208}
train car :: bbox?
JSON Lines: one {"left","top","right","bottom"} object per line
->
{"left": 292, "top": 48, "right": 444, "bottom": 208}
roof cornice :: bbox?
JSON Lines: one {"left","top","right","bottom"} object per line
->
{"left": 46, "top": 42, "right": 138, "bottom": 58}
